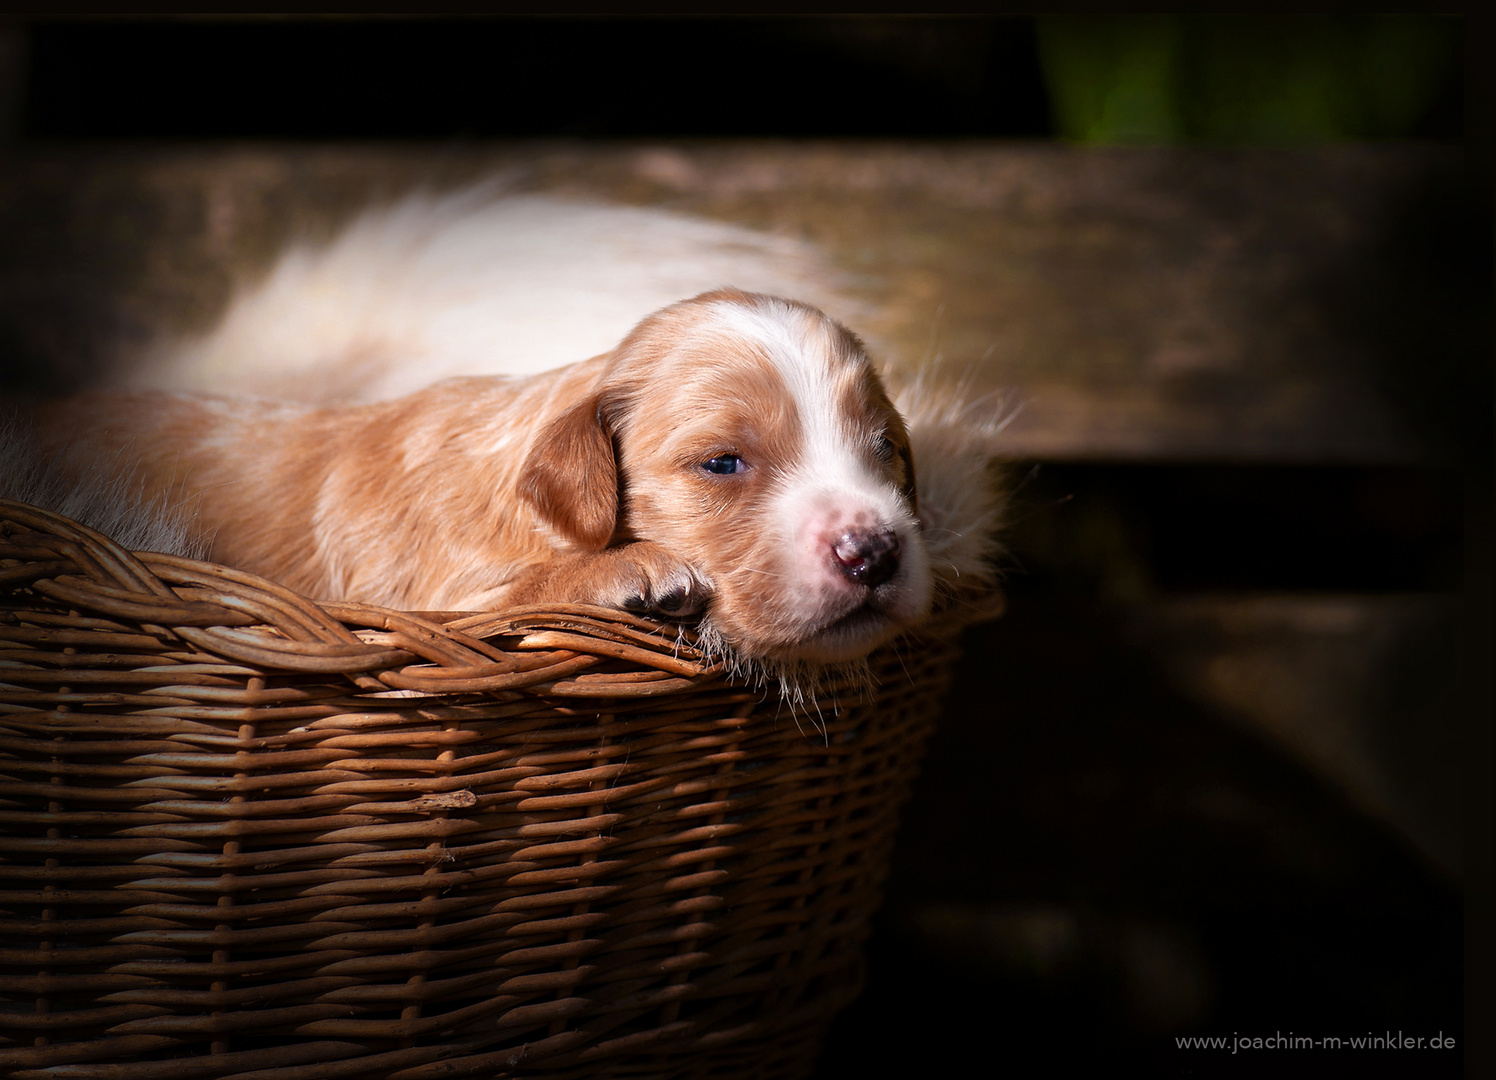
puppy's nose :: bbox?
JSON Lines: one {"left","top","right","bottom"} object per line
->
{"left": 832, "top": 528, "right": 901, "bottom": 588}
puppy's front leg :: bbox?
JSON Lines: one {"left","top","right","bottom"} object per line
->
{"left": 506, "top": 541, "right": 712, "bottom": 621}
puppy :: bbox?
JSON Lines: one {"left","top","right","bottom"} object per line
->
{"left": 36, "top": 289, "right": 932, "bottom": 666}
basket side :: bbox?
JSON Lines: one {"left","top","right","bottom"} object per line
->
{"left": 0, "top": 500, "right": 980, "bottom": 1079}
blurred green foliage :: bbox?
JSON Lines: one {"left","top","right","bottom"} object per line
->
{"left": 1036, "top": 14, "right": 1460, "bottom": 143}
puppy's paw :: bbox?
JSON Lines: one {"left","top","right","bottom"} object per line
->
{"left": 600, "top": 543, "right": 712, "bottom": 621}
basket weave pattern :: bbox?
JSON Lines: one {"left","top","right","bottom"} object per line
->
{"left": 0, "top": 500, "right": 978, "bottom": 1079}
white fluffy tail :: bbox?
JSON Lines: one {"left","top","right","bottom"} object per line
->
{"left": 128, "top": 191, "right": 861, "bottom": 405}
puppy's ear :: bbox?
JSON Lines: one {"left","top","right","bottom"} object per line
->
{"left": 887, "top": 414, "right": 918, "bottom": 513}
{"left": 517, "top": 395, "right": 618, "bottom": 549}
{"left": 897, "top": 436, "right": 918, "bottom": 513}
{"left": 866, "top": 369, "right": 917, "bottom": 513}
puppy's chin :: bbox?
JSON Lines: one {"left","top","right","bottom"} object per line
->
{"left": 782, "top": 607, "right": 906, "bottom": 664}
{"left": 707, "top": 587, "right": 929, "bottom": 666}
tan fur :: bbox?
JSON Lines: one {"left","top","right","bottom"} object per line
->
{"left": 0, "top": 410, "right": 205, "bottom": 560}
{"left": 36, "top": 290, "right": 930, "bottom": 665}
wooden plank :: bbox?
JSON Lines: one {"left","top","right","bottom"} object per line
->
{"left": 0, "top": 142, "right": 1462, "bottom": 464}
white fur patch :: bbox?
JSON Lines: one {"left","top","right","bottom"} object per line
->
{"left": 129, "top": 193, "right": 866, "bottom": 406}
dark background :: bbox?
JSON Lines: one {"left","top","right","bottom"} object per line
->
{"left": 11, "top": 16, "right": 1464, "bottom": 143}
{"left": 0, "top": 14, "right": 1487, "bottom": 1079}
{"left": 16, "top": 17, "right": 1058, "bottom": 141}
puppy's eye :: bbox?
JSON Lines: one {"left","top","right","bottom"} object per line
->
{"left": 873, "top": 436, "right": 897, "bottom": 463}
{"left": 701, "top": 454, "right": 747, "bottom": 475}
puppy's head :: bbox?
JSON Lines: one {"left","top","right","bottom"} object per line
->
{"left": 520, "top": 289, "right": 931, "bottom": 664}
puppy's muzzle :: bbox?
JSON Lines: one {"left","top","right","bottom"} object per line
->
{"left": 832, "top": 527, "right": 901, "bottom": 588}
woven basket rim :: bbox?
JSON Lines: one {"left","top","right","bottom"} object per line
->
{"left": 0, "top": 496, "right": 1003, "bottom": 700}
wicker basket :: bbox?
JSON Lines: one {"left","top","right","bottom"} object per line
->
{"left": 0, "top": 499, "right": 998, "bottom": 1080}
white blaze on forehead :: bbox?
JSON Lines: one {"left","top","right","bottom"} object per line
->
{"left": 701, "top": 298, "right": 873, "bottom": 482}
